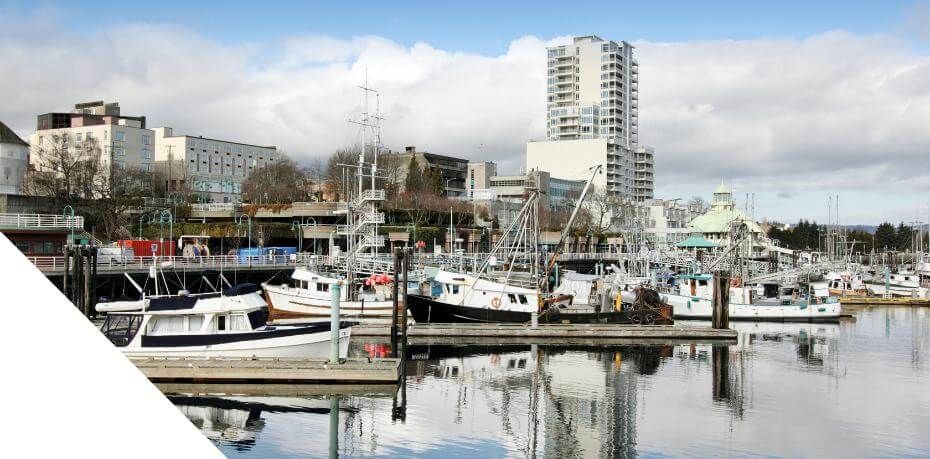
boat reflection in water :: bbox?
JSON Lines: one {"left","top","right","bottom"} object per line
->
{"left": 165, "top": 308, "right": 930, "bottom": 456}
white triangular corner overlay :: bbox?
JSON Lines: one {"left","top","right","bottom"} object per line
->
{"left": 0, "top": 234, "right": 221, "bottom": 458}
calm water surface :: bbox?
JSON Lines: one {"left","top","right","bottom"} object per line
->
{"left": 166, "top": 307, "right": 930, "bottom": 457}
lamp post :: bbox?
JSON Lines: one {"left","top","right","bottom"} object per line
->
{"left": 236, "top": 213, "right": 252, "bottom": 251}
{"left": 62, "top": 205, "right": 75, "bottom": 246}
{"left": 291, "top": 220, "right": 303, "bottom": 253}
{"left": 160, "top": 209, "right": 174, "bottom": 256}
{"left": 305, "top": 217, "right": 317, "bottom": 255}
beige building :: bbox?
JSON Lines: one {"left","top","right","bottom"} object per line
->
{"left": 466, "top": 161, "right": 497, "bottom": 199}
{"left": 30, "top": 101, "right": 154, "bottom": 177}
{"left": 152, "top": 127, "right": 277, "bottom": 203}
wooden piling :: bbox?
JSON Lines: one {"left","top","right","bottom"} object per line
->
{"left": 712, "top": 271, "right": 730, "bottom": 329}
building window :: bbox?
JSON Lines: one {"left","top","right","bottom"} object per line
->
{"left": 114, "top": 147, "right": 125, "bottom": 156}
{"left": 114, "top": 131, "right": 126, "bottom": 142}
{"left": 141, "top": 135, "right": 151, "bottom": 146}
{"left": 142, "top": 149, "right": 152, "bottom": 160}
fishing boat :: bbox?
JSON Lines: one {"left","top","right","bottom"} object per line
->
{"left": 98, "top": 283, "right": 352, "bottom": 358}
{"left": 864, "top": 271, "right": 929, "bottom": 298}
{"left": 262, "top": 268, "right": 395, "bottom": 322}
{"left": 664, "top": 274, "right": 841, "bottom": 322}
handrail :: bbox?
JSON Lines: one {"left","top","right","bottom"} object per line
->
{"left": 0, "top": 213, "right": 84, "bottom": 229}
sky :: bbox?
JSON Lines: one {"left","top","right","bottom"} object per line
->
{"left": 2, "top": 0, "right": 930, "bottom": 224}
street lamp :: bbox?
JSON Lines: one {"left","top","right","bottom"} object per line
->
{"left": 236, "top": 213, "right": 253, "bottom": 251}
{"left": 291, "top": 220, "right": 303, "bottom": 253}
{"left": 160, "top": 209, "right": 174, "bottom": 256}
{"left": 62, "top": 205, "right": 75, "bottom": 246}
{"left": 305, "top": 217, "right": 317, "bottom": 255}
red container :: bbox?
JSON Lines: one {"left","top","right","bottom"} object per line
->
{"left": 118, "top": 239, "right": 176, "bottom": 257}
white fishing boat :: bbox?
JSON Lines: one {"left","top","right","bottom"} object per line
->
{"left": 864, "top": 271, "right": 929, "bottom": 298}
{"left": 98, "top": 283, "right": 351, "bottom": 358}
{"left": 262, "top": 268, "right": 395, "bottom": 322}
{"left": 664, "top": 274, "right": 841, "bottom": 322}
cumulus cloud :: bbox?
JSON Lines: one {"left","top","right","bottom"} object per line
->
{"left": 1, "top": 11, "right": 929, "bottom": 219}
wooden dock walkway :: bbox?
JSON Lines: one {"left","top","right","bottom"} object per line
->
{"left": 352, "top": 323, "right": 737, "bottom": 345}
{"left": 131, "top": 357, "right": 401, "bottom": 383}
{"left": 841, "top": 296, "right": 930, "bottom": 307}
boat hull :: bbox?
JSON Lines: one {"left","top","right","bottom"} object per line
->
{"left": 264, "top": 284, "right": 394, "bottom": 323}
{"left": 664, "top": 293, "right": 841, "bottom": 322}
{"left": 406, "top": 294, "right": 532, "bottom": 323}
{"left": 123, "top": 327, "right": 351, "bottom": 359}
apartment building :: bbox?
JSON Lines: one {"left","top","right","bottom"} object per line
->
{"left": 30, "top": 101, "right": 154, "bottom": 177}
{"left": 389, "top": 146, "right": 469, "bottom": 197}
{"left": 152, "top": 127, "right": 277, "bottom": 203}
{"left": 466, "top": 161, "right": 497, "bottom": 199}
{"left": 527, "top": 35, "right": 655, "bottom": 201}
{"left": 633, "top": 145, "right": 654, "bottom": 201}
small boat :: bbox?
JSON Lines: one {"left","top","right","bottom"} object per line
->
{"left": 407, "top": 269, "right": 551, "bottom": 323}
{"left": 262, "top": 268, "right": 395, "bottom": 322}
{"left": 99, "top": 283, "right": 351, "bottom": 358}
{"left": 864, "top": 271, "right": 929, "bottom": 298}
{"left": 664, "top": 274, "right": 841, "bottom": 322}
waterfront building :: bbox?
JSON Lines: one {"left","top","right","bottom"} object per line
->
{"left": 526, "top": 35, "right": 655, "bottom": 202}
{"left": 29, "top": 101, "right": 154, "bottom": 178}
{"left": 0, "top": 120, "right": 29, "bottom": 195}
{"left": 389, "top": 146, "right": 468, "bottom": 197}
{"left": 640, "top": 198, "right": 695, "bottom": 248}
{"left": 686, "top": 184, "right": 769, "bottom": 256}
{"left": 152, "top": 127, "right": 277, "bottom": 203}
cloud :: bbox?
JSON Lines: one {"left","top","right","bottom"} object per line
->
{"left": 1, "top": 12, "right": 929, "bottom": 221}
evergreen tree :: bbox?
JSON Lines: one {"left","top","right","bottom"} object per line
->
{"left": 404, "top": 156, "right": 423, "bottom": 193}
{"left": 895, "top": 222, "right": 913, "bottom": 250}
{"left": 874, "top": 222, "right": 896, "bottom": 251}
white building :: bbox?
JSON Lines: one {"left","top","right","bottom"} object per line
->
{"left": 640, "top": 198, "right": 694, "bottom": 248}
{"left": 466, "top": 161, "right": 497, "bottom": 199}
{"left": 0, "top": 121, "right": 29, "bottom": 195}
{"left": 152, "top": 127, "right": 277, "bottom": 203}
{"left": 30, "top": 101, "right": 154, "bottom": 178}
{"left": 527, "top": 35, "right": 655, "bottom": 201}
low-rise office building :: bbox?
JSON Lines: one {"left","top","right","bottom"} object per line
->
{"left": 152, "top": 127, "right": 277, "bottom": 203}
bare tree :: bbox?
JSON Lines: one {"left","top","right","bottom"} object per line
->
{"left": 25, "top": 133, "right": 155, "bottom": 240}
{"left": 241, "top": 154, "right": 311, "bottom": 204}
{"left": 688, "top": 196, "right": 709, "bottom": 214}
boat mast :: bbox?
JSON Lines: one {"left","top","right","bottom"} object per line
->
{"left": 541, "top": 164, "right": 602, "bottom": 290}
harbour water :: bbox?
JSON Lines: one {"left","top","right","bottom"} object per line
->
{"left": 167, "top": 306, "right": 930, "bottom": 457}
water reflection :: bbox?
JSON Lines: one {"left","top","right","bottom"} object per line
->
{"left": 167, "top": 307, "right": 930, "bottom": 457}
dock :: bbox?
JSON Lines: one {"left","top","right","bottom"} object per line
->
{"left": 131, "top": 357, "right": 401, "bottom": 383}
{"left": 352, "top": 323, "right": 737, "bottom": 345}
{"left": 841, "top": 296, "right": 930, "bottom": 307}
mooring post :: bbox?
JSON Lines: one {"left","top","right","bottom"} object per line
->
{"left": 391, "top": 249, "right": 401, "bottom": 353}
{"left": 329, "top": 396, "right": 339, "bottom": 459}
{"left": 62, "top": 245, "right": 70, "bottom": 301}
{"left": 712, "top": 270, "right": 730, "bottom": 329}
{"left": 89, "top": 246, "right": 98, "bottom": 317}
{"left": 82, "top": 248, "right": 92, "bottom": 317}
{"left": 401, "top": 248, "right": 410, "bottom": 343}
{"left": 330, "top": 281, "right": 341, "bottom": 363}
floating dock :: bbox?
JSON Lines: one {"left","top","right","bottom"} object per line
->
{"left": 841, "top": 296, "right": 930, "bottom": 307}
{"left": 352, "top": 323, "right": 737, "bottom": 345}
{"left": 131, "top": 357, "right": 401, "bottom": 383}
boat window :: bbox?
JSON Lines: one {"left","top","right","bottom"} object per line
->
{"left": 905, "top": 276, "right": 911, "bottom": 281}
{"left": 149, "top": 316, "right": 185, "bottom": 335}
{"left": 217, "top": 315, "right": 227, "bottom": 331}
{"left": 230, "top": 314, "right": 248, "bottom": 331}
{"left": 698, "top": 280, "right": 708, "bottom": 287}
{"left": 518, "top": 295, "right": 529, "bottom": 305}
{"left": 248, "top": 309, "right": 270, "bottom": 328}
{"left": 316, "top": 283, "right": 329, "bottom": 292}
{"left": 187, "top": 315, "right": 203, "bottom": 332}
{"left": 101, "top": 314, "right": 143, "bottom": 347}
{"left": 451, "top": 285, "right": 460, "bottom": 294}
{"left": 508, "top": 293, "right": 518, "bottom": 303}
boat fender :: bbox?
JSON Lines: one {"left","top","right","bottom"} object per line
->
{"left": 491, "top": 297, "right": 502, "bottom": 309}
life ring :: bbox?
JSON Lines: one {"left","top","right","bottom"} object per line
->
{"left": 730, "top": 277, "right": 742, "bottom": 288}
{"left": 491, "top": 297, "right": 502, "bottom": 309}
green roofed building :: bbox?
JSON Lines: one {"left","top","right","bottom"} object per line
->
{"left": 685, "top": 183, "right": 770, "bottom": 256}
